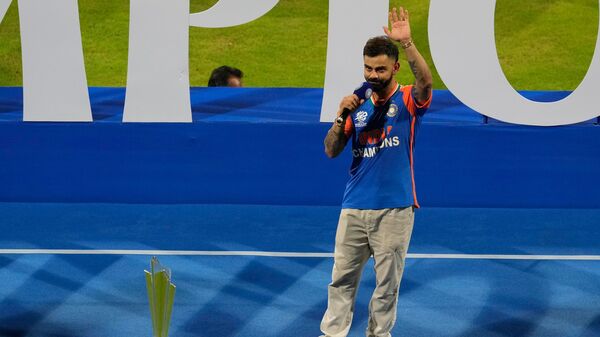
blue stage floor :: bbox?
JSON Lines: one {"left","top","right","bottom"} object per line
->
{"left": 1, "top": 203, "right": 599, "bottom": 336}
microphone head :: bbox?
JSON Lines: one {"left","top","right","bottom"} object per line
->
{"left": 353, "top": 82, "right": 373, "bottom": 101}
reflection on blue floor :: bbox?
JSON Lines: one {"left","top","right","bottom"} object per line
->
{"left": 1, "top": 203, "right": 600, "bottom": 336}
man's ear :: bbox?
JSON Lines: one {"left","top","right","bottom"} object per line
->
{"left": 393, "top": 62, "right": 400, "bottom": 75}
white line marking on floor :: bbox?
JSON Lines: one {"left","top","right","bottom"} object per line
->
{"left": 1, "top": 249, "right": 600, "bottom": 260}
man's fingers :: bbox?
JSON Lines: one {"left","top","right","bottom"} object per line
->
{"left": 349, "top": 95, "right": 360, "bottom": 110}
{"left": 341, "top": 94, "right": 361, "bottom": 111}
{"left": 383, "top": 26, "right": 390, "bottom": 36}
{"left": 391, "top": 7, "right": 399, "bottom": 22}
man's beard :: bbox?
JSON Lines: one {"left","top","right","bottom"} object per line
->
{"left": 367, "top": 76, "right": 393, "bottom": 93}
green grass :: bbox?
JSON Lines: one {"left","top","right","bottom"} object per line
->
{"left": 0, "top": 0, "right": 597, "bottom": 89}
{"left": 188, "top": 0, "right": 328, "bottom": 88}
{"left": 0, "top": 1, "right": 21, "bottom": 85}
{"left": 495, "top": 0, "right": 598, "bottom": 90}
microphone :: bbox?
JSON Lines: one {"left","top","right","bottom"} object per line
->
{"left": 353, "top": 81, "right": 373, "bottom": 102}
{"left": 336, "top": 82, "right": 373, "bottom": 125}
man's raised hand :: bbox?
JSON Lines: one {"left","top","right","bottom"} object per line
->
{"left": 383, "top": 7, "right": 411, "bottom": 43}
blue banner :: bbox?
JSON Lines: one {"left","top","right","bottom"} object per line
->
{"left": 0, "top": 87, "right": 598, "bottom": 207}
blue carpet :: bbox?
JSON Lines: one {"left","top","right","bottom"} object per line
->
{"left": 1, "top": 203, "right": 600, "bottom": 336}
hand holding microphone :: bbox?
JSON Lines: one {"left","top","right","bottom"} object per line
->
{"left": 335, "top": 82, "right": 373, "bottom": 126}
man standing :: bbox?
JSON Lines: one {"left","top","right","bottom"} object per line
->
{"left": 320, "top": 6, "right": 433, "bottom": 337}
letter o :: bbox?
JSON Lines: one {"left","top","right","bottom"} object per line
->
{"left": 429, "top": 0, "right": 600, "bottom": 126}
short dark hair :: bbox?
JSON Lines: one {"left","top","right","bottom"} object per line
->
{"left": 363, "top": 36, "right": 399, "bottom": 62}
{"left": 208, "top": 66, "right": 243, "bottom": 87}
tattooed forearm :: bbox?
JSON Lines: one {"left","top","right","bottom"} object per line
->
{"left": 324, "top": 127, "right": 347, "bottom": 158}
{"left": 404, "top": 45, "right": 433, "bottom": 103}
{"left": 408, "top": 60, "right": 423, "bottom": 83}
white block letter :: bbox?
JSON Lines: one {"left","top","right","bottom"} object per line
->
{"left": 429, "top": 0, "right": 600, "bottom": 126}
{"left": 18, "top": 0, "right": 92, "bottom": 122}
{"left": 320, "top": 0, "right": 389, "bottom": 122}
{"left": 189, "top": 0, "right": 279, "bottom": 28}
{"left": 124, "top": 0, "right": 191, "bottom": 123}
{"left": 0, "top": 0, "right": 10, "bottom": 23}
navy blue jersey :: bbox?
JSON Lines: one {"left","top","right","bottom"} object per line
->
{"left": 341, "top": 83, "right": 431, "bottom": 209}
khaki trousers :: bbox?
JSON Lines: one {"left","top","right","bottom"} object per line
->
{"left": 320, "top": 207, "right": 414, "bottom": 337}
